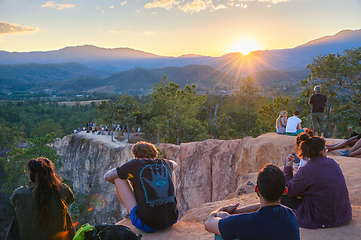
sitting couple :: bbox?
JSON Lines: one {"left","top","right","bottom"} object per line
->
{"left": 276, "top": 110, "right": 305, "bottom": 136}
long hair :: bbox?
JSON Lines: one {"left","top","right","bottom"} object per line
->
{"left": 26, "top": 157, "right": 66, "bottom": 232}
{"left": 297, "top": 134, "right": 325, "bottom": 159}
{"left": 276, "top": 110, "right": 287, "bottom": 129}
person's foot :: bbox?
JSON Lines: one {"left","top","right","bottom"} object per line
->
{"left": 338, "top": 150, "right": 350, "bottom": 157}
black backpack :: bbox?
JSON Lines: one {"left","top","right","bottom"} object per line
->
{"left": 83, "top": 224, "right": 142, "bottom": 240}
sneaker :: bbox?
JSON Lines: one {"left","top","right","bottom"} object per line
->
{"left": 338, "top": 150, "right": 350, "bottom": 157}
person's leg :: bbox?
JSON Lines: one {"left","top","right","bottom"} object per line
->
{"left": 319, "top": 113, "right": 325, "bottom": 138}
{"left": 349, "top": 147, "right": 361, "bottom": 157}
{"left": 348, "top": 138, "right": 361, "bottom": 152}
{"left": 114, "top": 178, "right": 137, "bottom": 214}
{"left": 329, "top": 138, "right": 358, "bottom": 151}
{"left": 311, "top": 113, "right": 318, "bottom": 136}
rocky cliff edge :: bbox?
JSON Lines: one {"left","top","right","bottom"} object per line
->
{"left": 55, "top": 132, "right": 361, "bottom": 239}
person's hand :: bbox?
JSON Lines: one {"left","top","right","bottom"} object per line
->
{"left": 218, "top": 203, "right": 240, "bottom": 214}
{"left": 216, "top": 211, "right": 230, "bottom": 219}
{"left": 286, "top": 154, "right": 295, "bottom": 167}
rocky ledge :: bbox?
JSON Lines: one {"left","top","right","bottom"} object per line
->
{"left": 55, "top": 132, "right": 361, "bottom": 239}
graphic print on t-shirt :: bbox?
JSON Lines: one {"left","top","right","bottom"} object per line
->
{"left": 140, "top": 163, "right": 176, "bottom": 207}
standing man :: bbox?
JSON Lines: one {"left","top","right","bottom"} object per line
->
{"left": 309, "top": 85, "right": 327, "bottom": 138}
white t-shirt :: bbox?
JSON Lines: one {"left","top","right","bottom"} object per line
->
{"left": 286, "top": 116, "right": 302, "bottom": 133}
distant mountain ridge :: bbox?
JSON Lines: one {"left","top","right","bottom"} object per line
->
{"left": 0, "top": 29, "right": 360, "bottom": 74}
{"left": 0, "top": 29, "right": 359, "bottom": 94}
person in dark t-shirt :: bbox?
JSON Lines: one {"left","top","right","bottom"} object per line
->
{"left": 104, "top": 141, "right": 178, "bottom": 233}
{"left": 204, "top": 164, "right": 300, "bottom": 240}
{"left": 308, "top": 85, "right": 327, "bottom": 138}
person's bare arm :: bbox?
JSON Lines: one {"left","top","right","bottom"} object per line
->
{"left": 298, "top": 122, "right": 302, "bottom": 130}
{"left": 169, "top": 160, "right": 177, "bottom": 170}
{"left": 104, "top": 168, "right": 119, "bottom": 184}
{"left": 169, "top": 160, "right": 178, "bottom": 193}
{"left": 231, "top": 203, "right": 260, "bottom": 214}
{"left": 204, "top": 210, "right": 221, "bottom": 235}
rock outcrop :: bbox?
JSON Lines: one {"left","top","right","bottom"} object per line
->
{"left": 54, "top": 132, "right": 361, "bottom": 239}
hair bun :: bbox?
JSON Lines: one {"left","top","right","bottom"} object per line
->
{"left": 299, "top": 133, "right": 310, "bottom": 141}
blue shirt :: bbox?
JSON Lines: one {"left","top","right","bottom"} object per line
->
{"left": 218, "top": 205, "right": 300, "bottom": 240}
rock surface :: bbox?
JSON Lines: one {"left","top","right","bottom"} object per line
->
{"left": 55, "top": 132, "right": 361, "bottom": 239}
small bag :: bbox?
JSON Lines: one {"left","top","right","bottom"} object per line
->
{"left": 74, "top": 223, "right": 142, "bottom": 240}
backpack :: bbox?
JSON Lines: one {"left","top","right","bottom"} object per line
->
{"left": 74, "top": 223, "right": 142, "bottom": 240}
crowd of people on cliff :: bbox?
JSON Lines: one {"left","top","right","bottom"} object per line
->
{"left": 5, "top": 85, "right": 354, "bottom": 239}
{"left": 71, "top": 122, "right": 141, "bottom": 136}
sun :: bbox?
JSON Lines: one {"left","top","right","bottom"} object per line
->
{"left": 231, "top": 39, "right": 260, "bottom": 55}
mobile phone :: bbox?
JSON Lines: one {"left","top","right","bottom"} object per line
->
{"left": 292, "top": 153, "right": 300, "bottom": 164}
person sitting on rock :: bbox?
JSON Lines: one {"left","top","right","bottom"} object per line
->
{"left": 103, "top": 141, "right": 178, "bottom": 233}
{"left": 326, "top": 117, "right": 361, "bottom": 152}
{"left": 282, "top": 134, "right": 352, "bottom": 229}
{"left": 204, "top": 164, "right": 300, "bottom": 240}
{"left": 276, "top": 110, "right": 288, "bottom": 134}
{"left": 6, "top": 157, "right": 75, "bottom": 240}
{"left": 286, "top": 110, "right": 305, "bottom": 136}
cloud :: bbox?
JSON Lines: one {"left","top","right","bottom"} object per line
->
{"left": 235, "top": 3, "right": 247, "bottom": 8}
{"left": 0, "top": 22, "right": 39, "bottom": 35}
{"left": 121, "top": 1, "right": 127, "bottom": 6}
{"left": 144, "top": 0, "right": 180, "bottom": 10}
{"left": 179, "top": 0, "right": 213, "bottom": 12}
{"left": 214, "top": 4, "right": 226, "bottom": 10}
{"left": 41, "top": 1, "right": 75, "bottom": 10}
{"left": 109, "top": 6, "right": 114, "bottom": 8}
{"left": 142, "top": 0, "right": 286, "bottom": 13}
{"left": 237, "top": 0, "right": 288, "bottom": 3}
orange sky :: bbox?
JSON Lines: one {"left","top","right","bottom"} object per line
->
{"left": 0, "top": 0, "right": 360, "bottom": 56}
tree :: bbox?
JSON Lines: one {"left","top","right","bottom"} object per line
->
{"left": 305, "top": 46, "right": 361, "bottom": 136}
{"left": 0, "top": 125, "right": 26, "bottom": 150}
{"left": 149, "top": 77, "right": 207, "bottom": 144}
{"left": 1, "top": 133, "right": 60, "bottom": 194}
{"left": 236, "top": 77, "right": 262, "bottom": 135}
{"left": 97, "top": 94, "right": 139, "bottom": 142}
{"left": 257, "top": 95, "right": 296, "bottom": 134}
{"left": 30, "top": 119, "right": 65, "bottom": 138}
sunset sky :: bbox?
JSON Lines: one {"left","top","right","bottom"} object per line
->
{"left": 0, "top": 0, "right": 360, "bottom": 56}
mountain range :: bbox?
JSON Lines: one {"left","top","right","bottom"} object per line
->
{"left": 0, "top": 29, "right": 360, "bottom": 94}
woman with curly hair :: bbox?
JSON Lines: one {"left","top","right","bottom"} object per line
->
{"left": 6, "top": 157, "right": 75, "bottom": 240}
